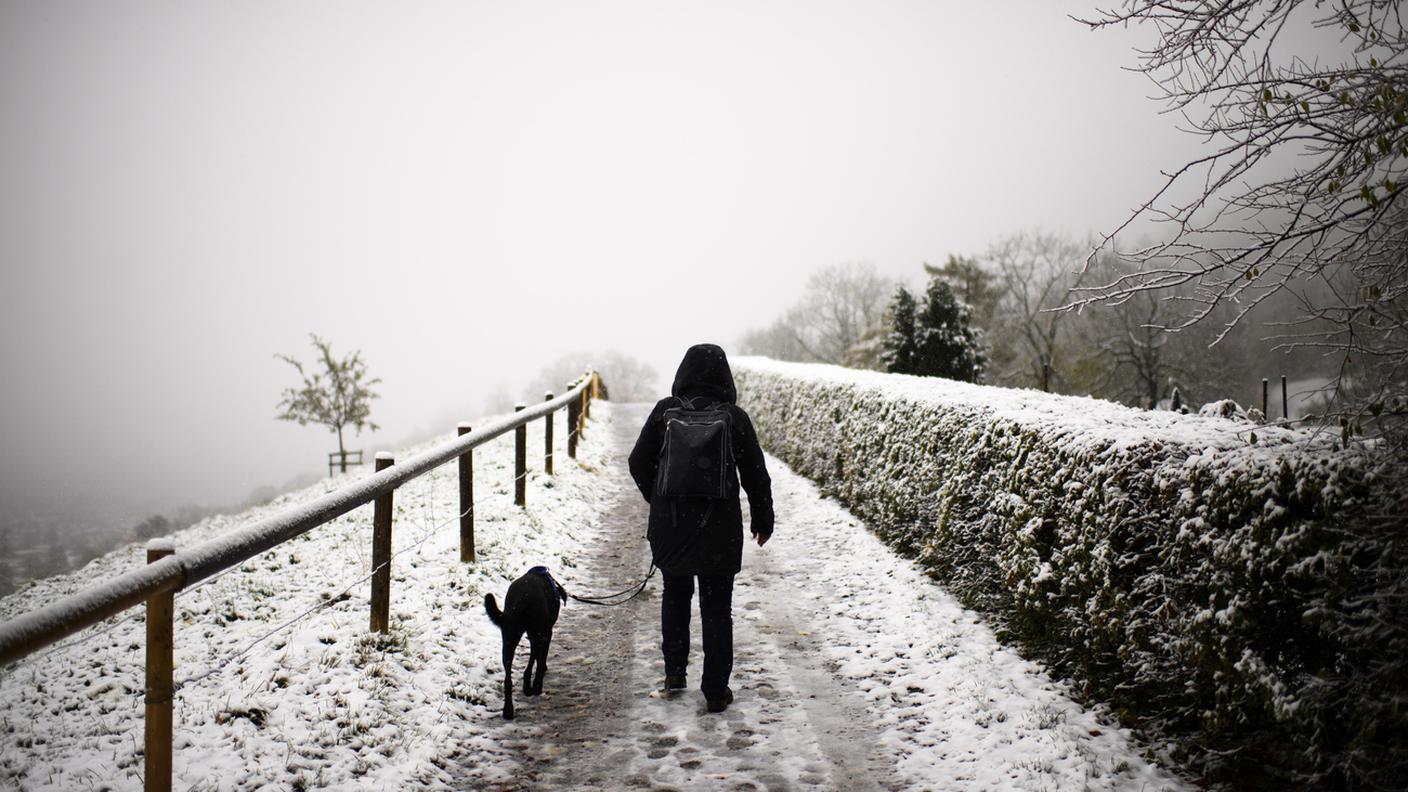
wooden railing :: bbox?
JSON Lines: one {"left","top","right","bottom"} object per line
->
{"left": 0, "top": 370, "right": 603, "bottom": 792}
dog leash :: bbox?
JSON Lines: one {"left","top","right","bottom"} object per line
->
{"left": 568, "top": 564, "right": 657, "bottom": 607}
{"left": 556, "top": 491, "right": 716, "bottom": 608}
{"left": 566, "top": 500, "right": 711, "bottom": 607}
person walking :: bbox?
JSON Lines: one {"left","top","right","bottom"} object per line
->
{"left": 628, "top": 343, "right": 774, "bottom": 713}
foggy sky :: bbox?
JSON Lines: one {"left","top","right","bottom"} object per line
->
{"left": 1, "top": 1, "right": 1216, "bottom": 512}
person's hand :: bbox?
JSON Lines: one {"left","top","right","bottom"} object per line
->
{"left": 753, "top": 532, "right": 770, "bottom": 547}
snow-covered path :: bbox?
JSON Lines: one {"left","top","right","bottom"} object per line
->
{"left": 0, "top": 400, "right": 1191, "bottom": 791}
{"left": 463, "top": 402, "right": 1189, "bottom": 792}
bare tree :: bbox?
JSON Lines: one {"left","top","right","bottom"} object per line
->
{"left": 1078, "top": 1, "right": 1408, "bottom": 430}
{"left": 275, "top": 334, "right": 381, "bottom": 472}
{"left": 987, "top": 231, "right": 1089, "bottom": 392}
{"left": 594, "top": 350, "right": 659, "bottom": 401}
{"left": 1074, "top": 252, "right": 1203, "bottom": 408}
{"left": 740, "top": 262, "right": 894, "bottom": 366}
{"left": 738, "top": 317, "right": 813, "bottom": 362}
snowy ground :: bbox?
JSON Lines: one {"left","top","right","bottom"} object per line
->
{"left": 0, "top": 401, "right": 1191, "bottom": 791}
{"left": 452, "top": 403, "right": 1190, "bottom": 792}
{"left": 0, "top": 406, "right": 612, "bottom": 790}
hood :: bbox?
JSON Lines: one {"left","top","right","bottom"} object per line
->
{"left": 670, "top": 343, "right": 736, "bottom": 404}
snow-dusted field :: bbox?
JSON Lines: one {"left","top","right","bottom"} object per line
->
{"left": 0, "top": 407, "right": 612, "bottom": 790}
{"left": 1, "top": 401, "right": 1190, "bottom": 791}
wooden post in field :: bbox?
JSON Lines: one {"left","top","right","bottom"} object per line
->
{"left": 457, "top": 423, "right": 475, "bottom": 563}
{"left": 567, "top": 386, "right": 579, "bottom": 459}
{"left": 514, "top": 404, "right": 527, "bottom": 507}
{"left": 1281, "top": 375, "right": 1289, "bottom": 421}
{"left": 144, "top": 540, "right": 175, "bottom": 792}
{"left": 543, "top": 393, "right": 554, "bottom": 475}
{"left": 1261, "top": 378, "right": 1269, "bottom": 421}
{"left": 579, "top": 387, "right": 589, "bottom": 437}
{"left": 370, "top": 453, "right": 394, "bottom": 633}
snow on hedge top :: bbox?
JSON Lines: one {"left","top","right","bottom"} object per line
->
{"left": 733, "top": 356, "right": 1337, "bottom": 459}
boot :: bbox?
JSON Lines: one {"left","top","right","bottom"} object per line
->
{"left": 705, "top": 687, "right": 733, "bottom": 713}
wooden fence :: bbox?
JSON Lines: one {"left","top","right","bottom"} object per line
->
{"left": 0, "top": 370, "right": 603, "bottom": 792}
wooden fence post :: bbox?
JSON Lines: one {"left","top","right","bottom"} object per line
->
{"left": 583, "top": 375, "right": 592, "bottom": 422}
{"left": 1261, "top": 378, "right": 1269, "bottom": 421}
{"left": 544, "top": 392, "right": 554, "bottom": 475}
{"left": 567, "top": 388, "right": 579, "bottom": 459}
{"left": 370, "top": 453, "right": 394, "bottom": 634}
{"left": 579, "top": 388, "right": 589, "bottom": 437}
{"left": 514, "top": 404, "right": 527, "bottom": 507}
{"left": 1281, "top": 375, "right": 1289, "bottom": 421}
{"left": 457, "top": 423, "right": 474, "bottom": 563}
{"left": 144, "top": 540, "right": 175, "bottom": 792}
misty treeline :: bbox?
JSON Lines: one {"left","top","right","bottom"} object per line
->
{"left": 746, "top": 0, "right": 1408, "bottom": 451}
{"left": 0, "top": 478, "right": 312, "bottom": 597}
{"left": 0, "top": 513, "right": 176, "bottom": 598}
{"left": 482, "top": 349, "right": 660, "bottom": 415}
{"left": 739, "top": 239, "right": 1334, "bottom": 414}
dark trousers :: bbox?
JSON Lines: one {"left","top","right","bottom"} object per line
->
{"left": 660, "top": 571, "right": 734, "bottom": 695}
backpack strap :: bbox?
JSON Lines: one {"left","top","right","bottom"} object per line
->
{"left": 674, "top": 395, "right": 724, "bottom": 412}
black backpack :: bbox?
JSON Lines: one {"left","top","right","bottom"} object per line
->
{"left": 654, "top": 397, "right": 735, "bottom": 499}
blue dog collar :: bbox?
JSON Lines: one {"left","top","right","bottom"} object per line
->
{"left": 528, "top": 566, "right": 567, "bottom": 601}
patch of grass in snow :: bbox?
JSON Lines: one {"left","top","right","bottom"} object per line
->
{"left": 1030, "top": 703, "right": 1067, "bottom": 730}
{"left": 353, "top": 625, "right": 408, "bottom": 667}
{"left": 445, "top": 683, "right": 486, "bottom": 707}
{"left": 1015, "top": 755, "right": 1056, "bottom": 775}
{"left": 215, "top": 704, "right": 268, "bottom": 728}
{"left": 973, "top": 708, "right": 1009, "bottom": 728}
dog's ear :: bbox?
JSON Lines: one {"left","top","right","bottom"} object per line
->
{"left": 558, "top": 586, "right": 569, "bottom": 605}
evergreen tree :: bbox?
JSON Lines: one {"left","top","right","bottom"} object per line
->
{"left": 923, "top": 254, "right": 1002, "bottom": 328}
{"left": 914, "top": 278, "right": 986, "bottom": 382}
{"left": 881, "top": 286, "right": 920, "bottom": 375}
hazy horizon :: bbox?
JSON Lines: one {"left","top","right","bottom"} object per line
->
{"left": 0, "top": 1, "right": 1336, "bottom": 520}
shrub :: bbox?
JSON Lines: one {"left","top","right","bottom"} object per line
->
{"left": 735, "top": 357, "right": 1405, "bottom": 790}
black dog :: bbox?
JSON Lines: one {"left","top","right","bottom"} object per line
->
{"left": 484, "top": 566, "right": 568, "bottom": 720}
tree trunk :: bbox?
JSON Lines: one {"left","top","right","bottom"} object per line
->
{"left": 337, "top": 425, "right": 347, "bottom": 473}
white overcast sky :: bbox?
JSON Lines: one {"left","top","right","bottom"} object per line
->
{"left": 1, "top": 1, "right": 1222, "bottom": 510}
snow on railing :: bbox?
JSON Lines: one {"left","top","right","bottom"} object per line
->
{"left": 0, "top": 369, "right": 604, "bottom": 792}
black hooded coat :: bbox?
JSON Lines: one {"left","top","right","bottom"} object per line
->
{"left": 628, "top": 345, "right": 774, "bottom": 576}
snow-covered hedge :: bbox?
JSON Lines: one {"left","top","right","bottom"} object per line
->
{"left": 734, "top": 357, "right": 1403, "bottom": 789}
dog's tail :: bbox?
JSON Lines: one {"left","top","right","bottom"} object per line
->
{"left": 484, "top": 593, "right": 504, "bottom": 627}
